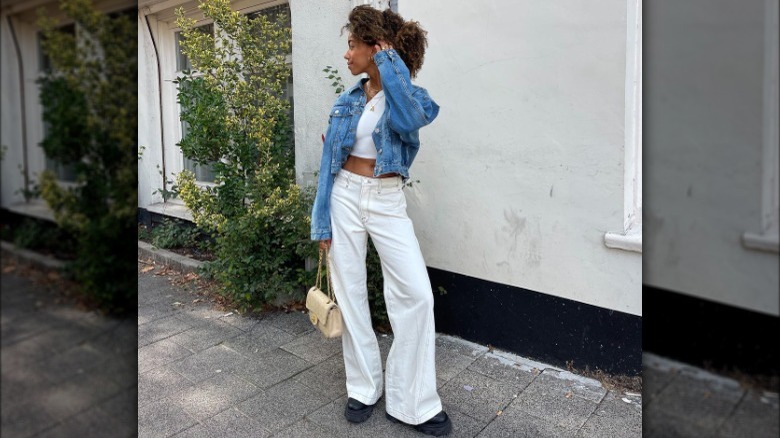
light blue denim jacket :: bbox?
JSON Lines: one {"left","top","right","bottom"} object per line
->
{"left": 310, "top": 48, "right": 440, "bottom": 241}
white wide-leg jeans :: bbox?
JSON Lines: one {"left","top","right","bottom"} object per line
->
{"left": 329, "top": 168, "right": 442, "bottom": 425}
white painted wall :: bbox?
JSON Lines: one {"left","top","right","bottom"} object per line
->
{"left": 391, "top": 0, "right": 641, "bottom": 315}
{"left": 0, "top": 14, "right": 25, "bottom": 207}
{"left": 0, "top": 13, "right": 50, "bottom": 210}
{"left": 292, "top": 0, "right": 353, "bottom": 188}
{"left": 644, "top": 0, "right": 779, "bottom": 316}
{"left": 137, "top": 11, "right": 164, "bottom": 209}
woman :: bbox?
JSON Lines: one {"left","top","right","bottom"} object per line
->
{"left": 310, "top": 5, "right": 451, "bottom": 437}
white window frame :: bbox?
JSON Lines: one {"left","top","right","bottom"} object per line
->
{"left": 605, "top": 0, "right": 642, "bottom": 253}
{"left": 742, "top": 0, "right": 780, "bottom": 253}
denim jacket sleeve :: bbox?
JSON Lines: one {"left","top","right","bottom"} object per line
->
{"left": 374, "top": 49, "right": 440, "bottom": 134}
{"left": 311, "top": 121, "right": 336, "bottom": 241}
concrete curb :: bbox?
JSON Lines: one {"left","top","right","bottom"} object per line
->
{"left": 137, "top": 240, "right": 204, "bottom": 275}
{"left": 0, "top": 240, "right": 67, "bottom": 271}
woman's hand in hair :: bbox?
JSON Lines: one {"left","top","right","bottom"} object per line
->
{"left": 375, "top": 40, "right": 393, "bottom": 53}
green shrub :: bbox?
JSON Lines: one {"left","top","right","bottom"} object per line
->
{"left": 174, "top": 0, "right": 316, "bottom": 310}
{"left": 150, "top": 218, "right": 201, "bottom": 249}
{"left": 36, "top": 0, "right": 137, "bottom": 315}
{"left": 11, "top": 218, "right": 74, "bottom": 254}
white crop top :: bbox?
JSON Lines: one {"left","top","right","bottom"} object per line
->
{"left": 351, "top": 90, "right": 386, "bottom": 159}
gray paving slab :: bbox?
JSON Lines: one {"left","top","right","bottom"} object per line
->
{"left": 35, "top": 402, "right": 133, "bottom": 438}
{"left": 138, "top": 338, "right": 194, "bottom": 374}
{"left": 138, "top": 397, "right": 199, "bottom": 438}
{"left": 1, "top": 266, "right": 136, "bottom": 438}
{"left": 167, "top": 319, "right": 243, "bottom": 353}
{"left": 575, "top": 390, "right": 642, "bottom": 438}
{"left": 438, "top": 368, "right": 527, "bottom": 423}
{"left": 168, "top": 423, "right": 214, "bottom": 438}
{"left": 174, "top": 371, "right": 261, "bottom": 421}
{"left": 38, "top": 371, "right": 124, "bottom": 422}
{"left": 304, "top": 395, "right": 395, "bottom": 437}
{"left": 168, "top": 344, "right": 246, "bottom": 384}
{"left": 291, "top": 353, "right": 348, "bottom": 401}
{"left": 280, "top": 328, "right": 343, "bottom": 363}
{"left": 199, "top": 407, "right": 272, "bottom": 438}
{"left": 39, "top": 344, "right": 107, "bottom": 384}
{"left": 642, "top": 361, "right": 678, "bottom": 406}
{"left": 230, "top": 347, "right": 312, "bottom": 389}
{"left": 262, "top": 310, "right": 317, "bottom": 336}
{"left": 437, "top": 407, "right": 488, "bottom": 438}
{"left": 467, "top": 353, "right": 535, "bottom": 383}
{"left": 96, "top": 387, "right": 139, "bottom": 437}
{"left": 0, "top": 398, "right": 60, "bottom": 438}
{"left": 138, "top": 314, "right": 202, "bottom": 348}
{"left": 236, "top": 379, "right": 332, "bottom": 433}
{"left": 436, "top": 340, "right": 479, "bottom": 382}
{"left": 139, "top": 366, "right": 195, "bottom": 408}
{"left": 714, "top": 391, "right": 780, "bottom": 438}
{"left": 643, "top": 406, "right": 711, "bottom": 438}
{"left": 507, "top": 370, "right": 601, "bottom": 431}
{"left": 270, "top": 419, "right": 335, "bottom": 438}
{"left": 477, "top": 409, "right": 578, "bottom": 438}
{"left": 218, "top": 312, "right": 261, "bottom": 332}
{"left": 220, "top": 323, "right": 296, "bottom": 357}
{"left": 648, "top": 368, "right": 745, "bottom": 433}
{"left": 643, "top": 353, "right": 779, "bottom": 438}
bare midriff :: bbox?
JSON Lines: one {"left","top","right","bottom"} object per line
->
{"left": 342, "top": 155, "right": 399, "bottom": 178}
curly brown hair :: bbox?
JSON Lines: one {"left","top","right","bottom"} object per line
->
{"left": 343, "top": 5, "right": 428, "bottom": 78}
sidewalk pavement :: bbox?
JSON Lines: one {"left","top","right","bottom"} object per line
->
{"left": 643, "top": 352, "right": 779, "bottom": 438}
{"left": 137, "top": 257, "right": 642, "bottom": 438}
{"left": 0, "top": 264, "right": 136, "bottom": 437}
{"left": 3, "top": 247, "right": 776, "bottom": 438}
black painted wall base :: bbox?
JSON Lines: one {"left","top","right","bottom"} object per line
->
{"left": 429, "top": 267, "right": 642, "bottom": 376}
{"left": 643, "top": 285, "right": 779, "bottom": 377}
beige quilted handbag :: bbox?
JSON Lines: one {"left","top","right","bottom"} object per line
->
{"left": 305, "top": 248, "right": 342, "bottom": 338}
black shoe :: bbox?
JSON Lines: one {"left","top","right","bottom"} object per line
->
{"left": 386, "top": 411, "right": 453, "bottom": 436}
{"left": 345, "top": 397, "right": 377, "bottom": 423}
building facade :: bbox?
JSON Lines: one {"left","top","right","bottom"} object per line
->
{"left": 2, "top": 0, "right": 645, "bottom": 374}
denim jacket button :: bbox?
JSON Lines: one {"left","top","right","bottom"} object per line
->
{"left": 374, "top": 128, "right": 379, "bottom": 133}
{"left": 335, "top": 110, "right": 339, "bottom": 114}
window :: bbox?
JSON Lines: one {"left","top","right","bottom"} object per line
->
{"left": 247, "top": 3, "right": 295, "bottom": 151}
{"left": 37, "top": 25, "right": 78, "bottom": 183}
{"left": 175, "top": 23, "right": 217, "bottom": 183}
{"left": 181, "top": 119, "right": 217, "bottom": 182}
{"left": 175, "top": 23, "right": 214, "bottom": 72}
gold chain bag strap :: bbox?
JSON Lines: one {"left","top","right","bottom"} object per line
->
{"left": 305, "top": 248, "right": 343, "bottom": 338}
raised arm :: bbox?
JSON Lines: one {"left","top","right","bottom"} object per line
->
{"left": 373, "top": 48, "right": 439, "bottom": 134}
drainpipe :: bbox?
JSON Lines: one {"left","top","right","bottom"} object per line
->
{"left": 7, "top": 15, "right": 30, "bottom": 200}
{"left": 143, "top": 10, "right": 167, "bottom": 195}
